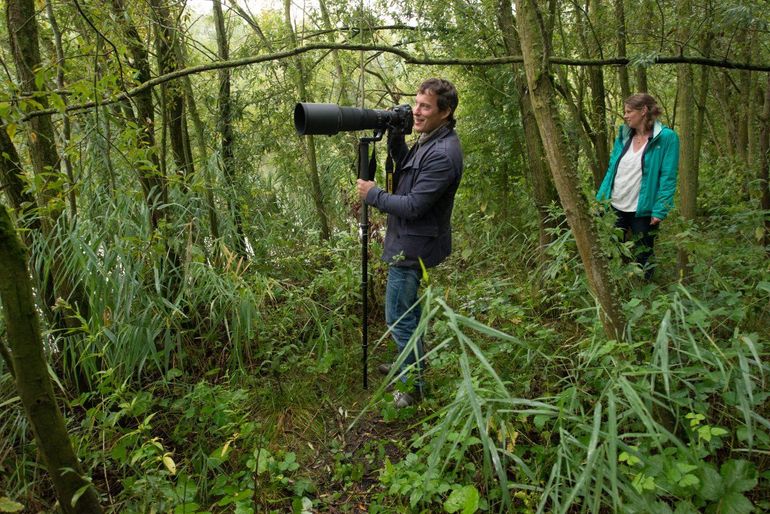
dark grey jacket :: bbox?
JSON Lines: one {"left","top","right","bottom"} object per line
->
{"left": 365, "top": 124, "right": 463, "bottom": 269}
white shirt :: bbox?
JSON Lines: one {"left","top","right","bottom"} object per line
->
{"left": 611, "top": 141, "right": 646, "bottom": 212}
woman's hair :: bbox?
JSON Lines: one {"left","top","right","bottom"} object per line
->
{"left": 418, "top": 78, "right": 459, "bottom": 127}
{"left": 625, "top": 93, "right": 662, "bottom": 132}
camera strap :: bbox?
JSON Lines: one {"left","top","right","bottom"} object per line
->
{"left": 385, "top": 139, "right": 397, "bottom": 193}
{"left": 367, "top": 145, "right": 377, "bottom": 181}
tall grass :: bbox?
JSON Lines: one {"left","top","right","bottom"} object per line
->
{"left": 369, "top": 276, "right": 769, "bottom": 512}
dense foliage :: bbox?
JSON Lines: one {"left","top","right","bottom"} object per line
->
{"left": 0, "top": 0, "right": 769, "bottom": 512}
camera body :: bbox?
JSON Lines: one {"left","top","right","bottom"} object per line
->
{"left": 294, "top": 103, "right": 413, "bottom": 136}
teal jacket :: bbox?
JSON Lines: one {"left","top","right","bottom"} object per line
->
{"left": 596, "top": 121, "right": 680, "bottom": 219}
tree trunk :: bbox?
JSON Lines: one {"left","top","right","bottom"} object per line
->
{"left": 6, "top": 0, "right": 61, "bottom": 217}
{"left": 585, "top": 0, "right": 610, "bottom": 186}
{"left": 284, "top": 0, "right": 331, "bottom": 241}
{"left": 692, "top": 32, "right": 712, "bottom": 177}
{"left": 497, "top": 0, "right": 559, "bottom": 261}
{"left": 6, "top": 0, "right": 92, "bottom": 386}
{"left": 0, "top": 205, "right": 102, "bottom": 514}
{"left": 213, "top": 0, "right": 249, "bottom": 257}
{"left": 515, "top": 0, "right": 625, "bottom": 341}
{"left": 675, "top": 0, "right": 697, "bottom": 279}
{"left": 44, "top": 0, "right": 77, "bottom": 221}
{"left": 0, "top": 125, "right": 35, "bottom": 220}
{"left": 759, "top": 75, "right": 770, "bottom": 253}
{"left": 319, "top": 0, "right": 352, "bottom": 105}
{"left": 614, "top": 0, "right": 631, "bottom": 100}
{"left": 737, "top": 32, "right": 752, "bottom": 200}
{"left": 150, "top": 0, "right": 193, "bottom": 179}
{"left": 110, "top": 0, "right": 168, "bottom": 229}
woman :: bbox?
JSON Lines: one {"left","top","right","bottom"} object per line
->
{"left": 597, "top": 93, "right": 680, "bottom": 279}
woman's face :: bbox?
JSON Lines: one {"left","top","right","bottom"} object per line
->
{"left": 623, "top": 104, "right": 648, "bottom": 132}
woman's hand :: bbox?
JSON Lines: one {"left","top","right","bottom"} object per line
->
{"left": 650, "top": 217, "right": 662, "bottom": 226}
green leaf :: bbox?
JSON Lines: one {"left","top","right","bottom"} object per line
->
{"left": 678, "top": 474, "right": 700, "bottom": 488}
{"left": 673, "top": 501, "right": 700, "bottom": 514}
{"left": 619, "top": 451, "right": 641, "bottom": 466}
{"left": 444, "top": 485, "right": 480, "bottom": 514}
{"left": 698, "top": 425, "right": 712, "bottom": 442}
{"left": 0, "top": 497, "right": 24, "bottom": 513}
{"left": 707, "top": 492, "right": 753, "bottom": 514}
{"left": 721, "top": 459, "right": 757, "bottom": 493}
{"left": 675, "top": 462, "right": 698, "bottom": 474}
{"left": 710, "top": 427, "right": 728, "bottom": 437}
{"left": 698, "top": 465, "right": 723, "bottom": 501}
{"left": 70, "top": 484, "right": 92, "bottom": 507}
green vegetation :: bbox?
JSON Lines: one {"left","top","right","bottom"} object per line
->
{"left": 1, "top": 0, "right": 769, "bottom": 512}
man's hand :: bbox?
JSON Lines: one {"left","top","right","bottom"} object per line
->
{"left": 650, "top": 217, "right": 662, "bottom": 226}
{"left": 357, "top": 179, "right": 376, "bottom": 201}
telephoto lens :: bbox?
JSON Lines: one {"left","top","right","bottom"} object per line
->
{"left": 294, "top": 103, "right": 412, "bottom": 135}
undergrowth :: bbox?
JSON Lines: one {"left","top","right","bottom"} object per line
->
{"left": 1, "top": 193, "right": 768, "bottom": 513}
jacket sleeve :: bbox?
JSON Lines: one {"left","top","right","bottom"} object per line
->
{"left": 365, "top": 151, "right": 456, "bottom": 220}
{"left": 652, "top": 130, "right": 680, "bottom": 219}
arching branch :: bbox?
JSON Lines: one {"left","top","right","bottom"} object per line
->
{"left": 17, "top": 42, "right": 770, "bottom": 121}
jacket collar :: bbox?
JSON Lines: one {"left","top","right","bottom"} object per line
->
{"left": 416, "top": 123, "right": 452, "bottom": 147}
{"left": 620, "top": 120, "right": 664, "bottom": 143}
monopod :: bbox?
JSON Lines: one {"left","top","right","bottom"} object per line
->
{"left": 358, "top": 131, "right": 384, "bottom": 390}
{"left": 294, "top": 102, "right": 411, "bottom": 390}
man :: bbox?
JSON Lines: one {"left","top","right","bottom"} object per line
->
{"left": 356, "top": 78, "right": 463, "bottom": 407}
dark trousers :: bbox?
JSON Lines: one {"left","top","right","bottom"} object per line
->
{"left": 612, "top": 207, "right": 658, "bottom": 279}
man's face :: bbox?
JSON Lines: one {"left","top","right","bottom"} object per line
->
{"left": 412, "top": 91, "right": 450, "bottom": 134}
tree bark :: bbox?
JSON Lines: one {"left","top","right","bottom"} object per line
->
{"left": 110, "top": 0, "right": 168, "bottom": 229}
{"left": 515, "top": 0, "right": 625, "bottom": 340}
{"left": 584, "top": 0, "right": 610, "bottom": 187}
{"left": 759, "top": 75, "right": 770, "bottom": 253}
{"left": 0, "top": 125, "right": 35, "bottom": 220}
{"left": 214, "top": 0, "right": 249, "bottom": 257}
{"left": 675, "top": 0, "right": 697, "bottom": 279}
{"left": 6, "top": 0, "right": 92, "bottom": 372}
{"left": 497, "top": 0, "right": 559, "bottom": 260}
{"left": 284, "top": 0, "right": 331, "bottom": 241}
{"left": 6, "top": 0, "right": 61, "bottom": 216}
{"left": 0, "top": 205, "right": 102, "bottom": 513}
{"left": 150, "top": 0, "right": 193, "bottom": 179}
{"left": 614, "top": 0, "right": 631, "bottom": 100}
{"left": 692, "top": 31, "right": 712, "bottom": 178}
{"left": 44, "top": 0, "right": 77, "bottom": 221}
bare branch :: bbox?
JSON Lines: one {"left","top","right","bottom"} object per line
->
{"left": 17, "top": 42, "right": 770, "bottom": 121}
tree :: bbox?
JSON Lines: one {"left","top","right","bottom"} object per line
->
{"left": 0, "top": 205, "right": 102, "bottom": 513}
{"left": 150, "top": 0, "right": 194, "bottom": 180}
{"left": 284, "top": 0, "right": 332, "bottom": 241}
{"left": 6, "top": 0, "right": 92, "bottom": 391}
{"left": 213, "top": 0, "right": 248, "bottom": 257}
{"left": 613, "top": 0, "right": 631, "bottom": 100}
{"left": 514, "top": 0, "right": 625, "bottom": 340}
{"left": 110, "top": 0, "right": 169, "bottom": 229}
{"left": 497, "top": 0, "right": 559, "bottom": 261}
{"left": 675, "top": 0, "right": 698, "bottom": 279}
{"left": 759, "top": 74, "right": 770, "bottom": 252}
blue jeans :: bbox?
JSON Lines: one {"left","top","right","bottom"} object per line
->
{"left": 385, "top": 266, "right": 424, "bottom": 390}
{"left": 613, "top": 207, "right": 658, "bottom": 279}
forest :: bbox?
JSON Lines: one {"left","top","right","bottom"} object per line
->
{"left": 0, "top": 0, "right": 769, "bottom": 512}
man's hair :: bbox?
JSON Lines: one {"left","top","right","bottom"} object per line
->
{"left": 624, "top": 93, "right": 663, "bottom": 132}
{"left": 418, "top": 78, "right": 459, "bottom": 127}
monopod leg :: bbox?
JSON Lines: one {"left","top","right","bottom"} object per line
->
{"left": 358, "top": 139, "right": 370, "bottom": 390}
